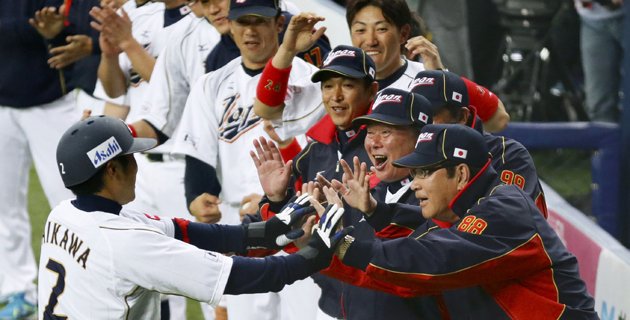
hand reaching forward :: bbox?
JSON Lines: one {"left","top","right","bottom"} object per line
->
{"left": 331, "top": 157, "right": 377, "bottom": 216}
{"left": 250, "top": 136, "right": 292, "bottom": 202}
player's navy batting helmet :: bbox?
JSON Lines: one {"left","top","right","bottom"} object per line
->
{"left": 56, "top": 116, "right": 157, "bottom": 188}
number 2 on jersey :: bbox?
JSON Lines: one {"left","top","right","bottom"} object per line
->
{"left": 44, "top": 259, "right": 68, "bottom": 320}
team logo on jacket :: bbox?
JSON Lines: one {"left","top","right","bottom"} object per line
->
{"left": 372, "top": 94, "right": 402, "bottom": 110}
{"left": 219, "top": 93, "right": 262, "bottom": 143}
{"left": 87, "top": 136, "right": 122, "bottom": 168}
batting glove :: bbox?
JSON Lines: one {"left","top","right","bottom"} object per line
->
{"left": 296, "top": 204, "right": 354, "bottom": 271}
{"left": 244, "top": 193, "right": 316, "bottom": 249}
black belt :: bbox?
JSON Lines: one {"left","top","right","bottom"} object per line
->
{"left": 146, "top": 153, "right": 164, "bottom": 162}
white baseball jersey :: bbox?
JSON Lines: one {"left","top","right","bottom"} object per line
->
{"left": 142, "top": 15, "right": 220, "bottom": 139}
{"left": 390, "top": 58, "right": 425, "bottom": 91}
{"left": 38, "top": 200, "right": 232, "bottom": 319}
{"left": 173, "top": 57, "right": 319, "bottom": 225}
{"left": 93, "top": 2, "right": 164, "bottom": 113}
{"left": 272, "top": 58, "right": 425, "bottom": 140}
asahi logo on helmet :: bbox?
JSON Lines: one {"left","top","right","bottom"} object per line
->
{"left": 323, "top": 49, "right": 356, "bottom": 66}
{"left": 372, "top": 94, "right": 403, "bottom": 110}
{"left": 87, "top": 136, "right": 122, "bottom": 168}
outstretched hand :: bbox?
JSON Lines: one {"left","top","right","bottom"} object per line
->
{"left": 250, "top": 136, "right": 292, "bottom": 202}
{"left": 244, "top": 193, "right": 318, "bottom": 249}
{"left": 296, "top": 203, "right": 353, "bottom": 270}
{"left": 331, "top": 157, "right": 376, "bottom": 215}
{"left": 281, "top": 13, "right": 326, "bottom": 55}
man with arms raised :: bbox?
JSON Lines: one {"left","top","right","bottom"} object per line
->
{"left": 172, "top": 1, "right": 324, "bottom": 319}
{"left": 38, "top": 115, "right": 345, "bottom": 319}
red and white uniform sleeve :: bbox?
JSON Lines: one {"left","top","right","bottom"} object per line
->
{"left": 270, "top": 58, "right": 325, "bottom": 140}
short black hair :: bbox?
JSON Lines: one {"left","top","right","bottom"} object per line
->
{"left": 69, "top": 156, "right": 131, "bottom": 196}
{"left": 346, "top": 0, "right": 412, "bottom": 33}
{"left": 446, "top": 164, "right": 482, "bottom": 179}
{"left": 435, "top": 104, "right": 474, "bottom": 127}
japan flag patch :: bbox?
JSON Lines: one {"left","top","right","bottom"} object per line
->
{"left": 418, "top": 112, "right": 429, "bottom": 124}
{"left": 453, "top": 147, "right": 468, "bottom": 159}
{"left": 452, "top": 92, "right": 463, "bottom": 102}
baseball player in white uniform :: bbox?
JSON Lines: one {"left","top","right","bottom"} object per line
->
{"left": 254, "top": 0, "right": 447, "bottom": 141}
{"left": 173, "top": 2, "right": 324, "bottom": 319}
{"left": 38, "top": 115, "right": 345, "bottom": 320}
{"left": 90, "top": 1, "right": 197, "bottom": 317}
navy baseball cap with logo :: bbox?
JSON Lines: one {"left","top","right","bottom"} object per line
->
{"left": 311, "top": 45, "right": 376, "bottom": 83}
{"left": 409, "top": 70, "right": 469, "bottom": 110}
{"left": 56, "top": 116, "right": 157, "bottom": 188}
{"left": 393, "top": 124, "right": 489, "bottom": 169}
{"left": 228, "top": 0, "right": 280, "bottom": 20}
{"left": 353, "top": 88, "right": 434, "bottom": 128}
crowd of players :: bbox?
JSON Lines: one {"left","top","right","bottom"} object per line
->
{"left": 1, "top": 0, "right": 600, "bottom": 319}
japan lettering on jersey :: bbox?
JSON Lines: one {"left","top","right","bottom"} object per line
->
{"left": 38, "top": 201, "right": 232, "bottom": 319}
{"left": 219, "top": 93, "right": 262, "bottom": 143}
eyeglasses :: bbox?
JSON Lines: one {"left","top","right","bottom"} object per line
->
{"left": 410, "top": 164, "right": 452, "bottom": 179}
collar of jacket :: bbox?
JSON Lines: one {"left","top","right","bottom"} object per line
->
{"left": 306, "top": 114, "right": 367, "bottom": 145}
{"left": 448, "top": 158, "right": 498, "bottom": 217}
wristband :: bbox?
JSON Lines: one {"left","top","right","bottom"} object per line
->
{"left": 256, "top": 59, "right": 292, "bottom": 107}
{"left": 462, "top": 77, "right": 498, "bottom": 122}
{"left": 279, "top": 138, "right": 302, "bottom": 163}
{"left": 127, "top": 123, "right": 137, "bottom": 137}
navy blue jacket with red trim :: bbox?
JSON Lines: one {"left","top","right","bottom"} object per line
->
{"left": 363, "top": 126, "right": 549, "bottom": 238}
{"left": 290, "top": 115, "right": 370, "bottom": 318}
{"left": 289, "top": 116, "right": 443, "bottom": 319}
{"left": 326, "top": 162, "right": 597, "bottom": 319}
{"left": 484, "top": 132, "right": 548, "bottom": 217}
{"left": 343, "top": 179, "right": 443, "bottom": 319}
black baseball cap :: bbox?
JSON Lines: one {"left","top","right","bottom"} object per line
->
{"left": 311, "top": 45, "right": 376, "bottom": 83}
{"left": 353, "top": 88, "right": 434, "bottom": 128}
{"left": 409, "top": 70, "right": 469, "bottom": 110}
{"left": 228, "top": 0, "right": 280, "bottom": 20}
{"left": 56, "top": 116, "right": 157, "bottom": 187}
{"left": 393, "top": 124, "right": 489, "bottom": 169}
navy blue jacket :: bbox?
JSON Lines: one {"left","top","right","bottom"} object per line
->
{"left": 59, "top": 0, "right": 101, "bottom": 94}
{"left": 339, "top": 179, "right": 442, "bottom": 320}
{"left": 290, "top": 117, "right": 443, "bottom": 319}
{"left": 333, "top": 163, "right": 598, "bottom": 319}
{"left": 0, "top": 0, "right": 72, "bottom": 107}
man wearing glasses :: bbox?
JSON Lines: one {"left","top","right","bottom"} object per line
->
{"left": 323, "top": 124, "right": 598, "bottom": 319}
